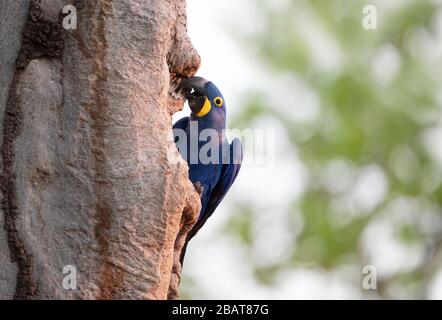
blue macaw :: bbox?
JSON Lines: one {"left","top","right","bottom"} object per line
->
{"left": 173, "top": 77, "right": 243, "bottom": 265}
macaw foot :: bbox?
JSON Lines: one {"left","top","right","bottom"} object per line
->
{"left": 193, "top": 181, "right": 204, "bottom": 197}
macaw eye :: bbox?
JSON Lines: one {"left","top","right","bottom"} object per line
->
{"left": 214, "top": 97, "right": 223, "bottom": 107}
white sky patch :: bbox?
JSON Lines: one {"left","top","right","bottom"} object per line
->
{"left": 429, "top": 267, "right": 442, "bottom": 299}
{"left": 408, "top": 7, "right": 442, "bottom": 70}
{"left": 264, "top": 73, "right": 321, "bottom": 123}
{"left": 321, "top": 158, "right": 357, "bottom": 194}
{"left": 361, "top": 207, "right": 427, "bottom": 278}
{"left": 292, "top": 8, "right": 343, "bottom": 73}
{"left": 235, "top": 118, "right": 306, "bottom": 266}
{"left": 406, "top": 26, "right": 442, "bottom": 82}
{"left": 373, "top": 0, "right": 410, "bottom": 11}
{"left": 372, "top": 44, "right": 401, "bottom": 87}
{"left": 331, "top": 164, "right": 388, "bottom": 225}
{"left": 351, "top": 165, "right": 388, "bottom": 213}
{"left": 251, "top": 206, "right": 297, "bottom": 267}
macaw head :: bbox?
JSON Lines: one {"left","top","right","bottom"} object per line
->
{"left": 178, "top": 77, "right": 226, "bottom": 122}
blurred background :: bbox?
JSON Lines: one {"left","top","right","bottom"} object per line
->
{"left": 173, "top": 0, "right": 442, "bottom": 299}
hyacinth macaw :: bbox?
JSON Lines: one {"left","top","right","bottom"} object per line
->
{"left": 173, "top": 77, "right": 243, "bottom": 265}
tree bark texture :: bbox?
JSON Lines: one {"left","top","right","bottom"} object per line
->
{"left": 0, "top": 0, "right": 201, "bottom": 299}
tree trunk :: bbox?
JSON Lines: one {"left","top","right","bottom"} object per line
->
{"left": 0, "top": 0, "right": 201, "bottom": 300}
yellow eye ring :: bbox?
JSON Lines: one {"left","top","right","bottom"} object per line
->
{"left": 214, "top": 97, "right": 223, "bottom": 107}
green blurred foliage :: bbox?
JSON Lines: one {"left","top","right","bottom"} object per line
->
{"left": 226, "top": 0, "right": 442, "bottom": 298}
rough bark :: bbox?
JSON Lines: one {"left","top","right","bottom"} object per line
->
{"left": 0, "top": 0, "right": 201, "bottom": 299}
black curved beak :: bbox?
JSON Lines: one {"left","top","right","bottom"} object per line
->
{"left": 178, "top": 77, "right": 210, "bottom": 115}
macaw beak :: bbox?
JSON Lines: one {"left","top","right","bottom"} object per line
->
{"left": 178, "top": 77, "right": 211, "bottom": 117}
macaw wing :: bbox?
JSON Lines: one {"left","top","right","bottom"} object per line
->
{"left": 186, "top": 138, "right": 243, "bottom": 241}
